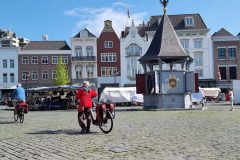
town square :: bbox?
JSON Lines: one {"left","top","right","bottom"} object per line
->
{"left": 1, "top": 0, "right": 240, "bottom": 159}
{"left": 1, "top": 103, "right": 240, "bottom": 159}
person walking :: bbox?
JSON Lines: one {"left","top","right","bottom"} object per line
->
{"left": 76, "top": 81, "right": 97, "bottom": 133}
{"left": 229, "top": 88, "right": 234, "bottom": 111}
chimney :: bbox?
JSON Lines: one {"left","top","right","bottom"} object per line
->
{"left": 42, "top": 34, "right": 48, "bottom": 41}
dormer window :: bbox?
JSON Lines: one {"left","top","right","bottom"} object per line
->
{"left": 184, "top": 17, "right": 194, "bottom": 27}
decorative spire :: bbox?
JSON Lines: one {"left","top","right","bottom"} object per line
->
{"left": 160, "top": 0, "right": 169, "bottom": 14}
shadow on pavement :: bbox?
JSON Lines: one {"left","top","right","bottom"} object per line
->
{"left": 26, "top": 129, "right": 99, "bottom": 135}
{"left": 0, "top": 121, "right": 16, "bottom": 124}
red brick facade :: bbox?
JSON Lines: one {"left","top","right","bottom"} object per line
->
{"left": 212, "top": 40, "right": 240, "bottom": 88}
{"left": 97, "top": 27, "right": 120, "bottom": 77}
{"left": 18, "top": 54, "right": 72, "bottom": 88}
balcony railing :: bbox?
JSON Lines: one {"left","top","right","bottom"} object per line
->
{"left": 72, "top": 56, "right": 96, "bottom": 61}
{"left": 125, "top": 52, "right": 141, "bottom": 56}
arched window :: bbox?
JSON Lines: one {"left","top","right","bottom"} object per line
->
{"left": 75, "top": 46, "right": 82, "bottom": 57}
{"left": 86, "top": 46, "right": 93, "bottom": 56}
{"left": 126, "top": 43, "right": 142, "bottom": 56}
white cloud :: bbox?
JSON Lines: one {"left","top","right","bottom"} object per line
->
{"left": 64, "top": 4, "right": 148, "bottom": 37}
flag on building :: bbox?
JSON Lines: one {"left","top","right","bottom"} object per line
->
{"left": 127, "top": 9, "right": 130, "bottom": 18}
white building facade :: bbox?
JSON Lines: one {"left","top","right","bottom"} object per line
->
{"left": 0, "top": 47, "right": 20, "bottom": 98}
{"left": 71, "top": 29, "right": 98, "bottom": 87}
{"left": 120, "top": 22, "right": 148, "bottom": 87}
{"left": 0, "top": 29, "right": 22, "bottom": 98}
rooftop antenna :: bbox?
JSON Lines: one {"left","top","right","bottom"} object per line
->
{"left": 160, "top": 0, "right": 169, "bottom": 14}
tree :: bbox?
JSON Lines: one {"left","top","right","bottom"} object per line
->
{"left": 54, "top": 56, "right": 70, "bottom": 85}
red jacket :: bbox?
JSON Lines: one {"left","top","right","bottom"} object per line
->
{"left": 76, "top": 88, "right": 97, "bottom": 108}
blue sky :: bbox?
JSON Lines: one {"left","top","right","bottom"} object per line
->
{"left": 1, "top": 0, "right": 240, "bottom": 43}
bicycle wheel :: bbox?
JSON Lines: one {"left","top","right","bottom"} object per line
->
{"left": 14, "top": 110, "right": 18, "bottom": 122}
{"left": 99, "top": 110, "right": 113, "bottom": 134}
{"left": 19, "top": 109, "right": 24, "bottom": 123}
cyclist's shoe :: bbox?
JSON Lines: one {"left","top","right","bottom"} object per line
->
{"left": 92, "top": 120, "right": 97, "bottom": 125}
{"left": 86, "top": 128, "right": 90, "bottom": 133}
{"left": 80, "top": 127, "right": 86, "bottom": 134}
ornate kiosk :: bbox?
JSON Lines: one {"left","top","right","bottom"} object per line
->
{"left": 137, "top": 0, "right": 198, "bottom": 109}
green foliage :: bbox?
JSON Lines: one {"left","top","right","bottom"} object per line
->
{"left": 54, "top": 56, "right": 70, "bottom": 86}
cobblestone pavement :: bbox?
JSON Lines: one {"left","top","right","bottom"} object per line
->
{"left": 1, "top": 103, "right": 240, "bottom": 160}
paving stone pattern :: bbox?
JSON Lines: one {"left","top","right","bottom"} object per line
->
{"left": 0, "top": 103, "right": 240, "bottom": 160}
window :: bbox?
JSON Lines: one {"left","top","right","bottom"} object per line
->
{"left": 194, "top": 52, "right": 203, "bottom": 66}
{"left": 10, "top": 73, "right": 14, "bottom": 83}
{"left": 52, "top": 56, "right": 58, "bottom": 64}
{"left": 86, "top": 65, "right": 94, "bottom": 78}
{"left": 185, "top": 17, "right": 194, "bottom": 27}
{"left": 218, "top": 48, "right": 226, "bottom": 60}
{"left": 127, "top": 57, "right": 138, "bottom": 77}
{"left": 1, "top": 40, "right": 10, "bottom": 47}
{"left": 42, "top": 71, "right": 48, "bottom": 80}
{"left": 62, "top": 56, "right": 68, "bottom": 64}
{"left": 3, "top": 73, "right": 7, "bottom": 83}
{"left": 228, "top": 47, "right": 236, "bottom": 60}
{"left": 101, "top": 67, "right": 117, "bottom": 76}
{"left": 75, "top": 46, "right": 82, "bottom": 57}
{"left": 3, "top": 59, "right": 7, "bottom": 68}
{"left": 195, "top": 69, "right": 203, "bottom": 77}
{"left": 42, "top": 56, "right": 48, "bottom": 64}
{"left": 75, "top": 65, "right": 82, "bottom": 79}
{"left": 10, "top": 60, "right": 14, "bottom": 68}
{"left": 86, "top": 46, "right": 93, "bottom": 56}
{"left": 194, "top": 39, "right": 202, "bottom": 48}
{"left": 229, "top": 66, "right": 237, "bottom": 79}
{"left": 31, "top": 56, "right": 38, "bottom": 64}
{"left": 22, "top": 57, "right": 29, "bottom": 64}
{"left": 32, "top": 71, "right": 38, "bottom": 80}
{"left": 126, "top": 43, "right": 142, "bottom": 56}
{"left": 101, "top": 53, "right": 117, "bottom": 62}
{"left": 22, "top": 72, "right": 30, "bottom": 80}
{"left": 219, "top": 67, "right": 226, "bottom": 80}
{"left": 52, "top": 70, "right": 56, "bottom": 79}
{"left": 104, "top": 41, "right": 113, "bottom": 48}
{"left": 180, "top": 39, "right": 189, "bottom": 49}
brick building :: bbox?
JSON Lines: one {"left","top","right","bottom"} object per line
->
{"left": 212, "top": 28, "right": 240, "bottom": 89}
{"left": 97, "top": 20, "right": 120, "bottom": 89}
{"left": 19, "top": 41, "right": 72, "bottom": 88}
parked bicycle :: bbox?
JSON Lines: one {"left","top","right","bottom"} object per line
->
{"left": 78, "top": 102, "right": 115, "bottom": 134}
{"left": 13, "top": 101, "right": 28, "bottom": 123}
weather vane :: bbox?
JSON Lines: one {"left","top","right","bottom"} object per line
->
{"left": 160, "top": 0, "right": 169, "bottom": 14}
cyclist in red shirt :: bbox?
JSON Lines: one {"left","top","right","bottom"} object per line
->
{"left": 76, "top": 81, "right": 97, "bottom": 133}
